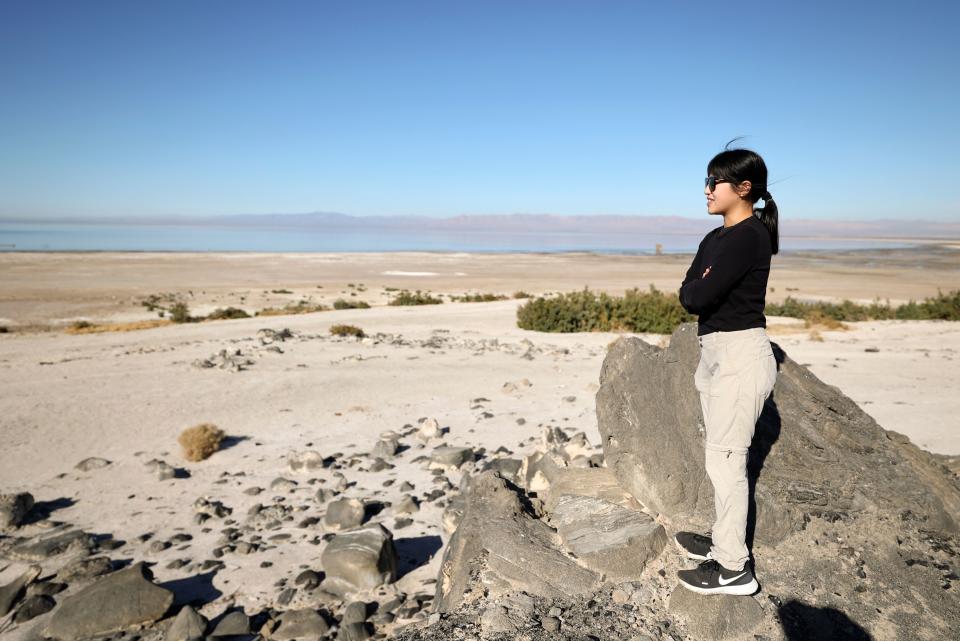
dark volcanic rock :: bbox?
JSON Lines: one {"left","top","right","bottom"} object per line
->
{"left": 433, "top": 471, "right": 603, "bottom": 612}
{"left": 0, "top": 565, "right": 42, "bottom": 616}
{"left": 596, "top": 322, "right": 960, "bottom": 542}
{"left": 319, "top": 522, "right": 398, "bottom": 596}
{"left": 44, "top": 561, "right": 174, "bottom": 640}
{"left": 0, "top": 492, "right": 35, "bottom": 529}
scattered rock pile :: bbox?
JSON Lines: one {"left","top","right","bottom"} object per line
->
{"left": 396, "top": 322, "right": 960, "bottom": 640}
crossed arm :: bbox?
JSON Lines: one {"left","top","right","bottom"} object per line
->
{"left": 678, "top": 228, "right": 758, "bottom": 314}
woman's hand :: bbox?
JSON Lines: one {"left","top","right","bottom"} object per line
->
{"left": 702, "top": 265, "right": 712, "bottom": 278}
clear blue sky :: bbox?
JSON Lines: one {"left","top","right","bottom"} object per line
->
{"left": 1, "top": 1, "right": 957, "bottom": 221}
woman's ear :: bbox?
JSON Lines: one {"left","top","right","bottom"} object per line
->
{"left": 736, "top": 180, "right": 752, "bottom": 198}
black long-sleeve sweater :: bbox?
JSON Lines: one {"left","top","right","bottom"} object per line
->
{"left": 678, "top": 214, "right": 772, "bottom": 336}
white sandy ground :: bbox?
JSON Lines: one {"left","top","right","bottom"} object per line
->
{"left": 0, "top": 298, "right": 958, "bottom": 636}
{"left": 0, "top": 248, "right": 958, "bottom": 637}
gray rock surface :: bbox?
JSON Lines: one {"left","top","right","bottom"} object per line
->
{"left": 0, "top": 492, "right": 34, "bottom": 529}
{"left": 0, "top": 564, "right": 41, "bottom": 616}
{"left": 324, "top": 497, "right": 366, "bottom": 530}
{"left": 596, "top": 322, "right": 960, "bottom": 542}
{"left": 209, "top": 609, "right": 251, "bottom": 636}
{"left": 288, "top": 450, "right": 324, "bottom": 473}
{"left": 165, "top": 604, "right": 208, "bottom": 641}
{"left": 270, "top": 608, "right": 330, "bottom": 640}
{"left": 8, "top": 528, "right": 96, "bottom": 561}
{"left": 74, "top": 457, "right": 111, "bottom": 472}
{"left": 429, "top": 446, "right": 474, "bottom": 471}
{"left": 549, "top": 494, "right": 667, "bottom": 580}
{"left": 667, "top": 585, "right": 766, "bottom": 640}
{"left": 44, "top": 561, "right": 174, "bottom": 640}
{"left": 433, "top": 471, "right": 602, "bottom": 612}
{"left": 320, "top": 522, "right": 398, "bottom": 596}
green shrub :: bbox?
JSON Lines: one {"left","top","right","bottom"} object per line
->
{"left": 271, "top": 288, "right": 293, "bottom": 294}
{"left": 169, "top": 302, "right": 194, "bottom": 323}
{"left": 205, "top": 307, "right": 250, "bottom": 320}
{"left": 330, "top": 324, "right": 365, "bottom": 338}
{"left": 257, "top": 300, "right": 328, "bottom": 316}
{"left": 516, "top": 285, "right": 694, "bottom": 333}
{"left": 388, "top": 289, "right": 443, "bottom": 306}
{"left": 333, "top": 298, "right": 371, "bottom": 309}
{"left": 450, "top": 292, "right": 509, "bottom": 302}
{"left": 764, "top": 289, "right": 960, "bottom": 322}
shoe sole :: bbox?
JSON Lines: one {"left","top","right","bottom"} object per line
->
{"left": 677, "top": 577, "right": 760, "bottom": 596}
{"left": 673, "top": 534, "right": 711, "bottom": 560}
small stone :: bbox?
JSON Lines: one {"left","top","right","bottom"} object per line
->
{"left": 209, "top": 610, "right": 250, "bottom": 637}
{"left": 417, "top": 417, "right": 444, "bottom": 442}
{"left": 271, "top": 608, "right": 329, "bottom": 640}
{"left": 271, "top": 477, "right": 298, "bottom": 492}
{"left": 324, "top": 497, "right": 366, "bottom": 530}
{"left": 540, "top": 615, "right": 561, "bottom": 632}
{"left": 75, "top": 457, "right": 112, "bottom": 472}
{"left": 166, "top": 604, "right": 208, "bottom": 641}
{"left": 294, "top": 570, "right": 321, "bottom": 589}
{"left": 429, "top": 446, "right": 474, "bottom": 470}
{"left": 288, "top": 451, "right": 325, "bottom": 474}
{"left": 0, "top": 492, "right": 35, "bottom": 528}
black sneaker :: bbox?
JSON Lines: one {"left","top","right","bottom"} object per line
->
{"left": 673, "top": 531, "right": 714, "bottom": 560}
{"left": 677, "top": 559, "right": 759, "bottom": 596}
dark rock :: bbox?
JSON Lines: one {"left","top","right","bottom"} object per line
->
{"left": 270, "top": 608, "right": 329, "bottom": 640}
{"left": 75, "top": 457, "right": 111, "bottom": 472}
{"left": 596, "top": 322, "right": 960, "bottom": 543}
{"left": 338, "top": 621, "right": 373, "bottom": 640}
{"left": 667, "top": 586, "right": 766, "bottom": 640}
{"left": 320, "top": 522, "right": 397, "bottom": 596}
{"left": 209, "top": 609, "right": 250, "bottom": 636}
{"left": 0, "top": 492, "right": 35, "bottom": 528}
{"left": 56, "top": 555, "right": 114, "bottom": 582}
{"left": 44, "top": 561, "right": 174, "bottom": 640}
{"left": 433, "top": 471, "right": 602, "bottom": 613}
{"left": 324, "top": 497, "right": 366, "bottom": 530}
{"left": 9, "top": 528, "right": 96, "bottom": 561}
{"left": 165, "top": 604, "right": 208, "bottom": 641}
{"left": 13, "top": 593, "right": 56, "bottom": 623}
{"left": 0, "top": 564, "right": 41, "bottom": 616}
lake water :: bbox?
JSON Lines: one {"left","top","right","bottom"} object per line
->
{"left": 0, "top": 222, "right": 930, "bottom": 254}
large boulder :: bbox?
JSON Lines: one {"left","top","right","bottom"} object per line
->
{"left": 44, "top": 561, "right": 174, "bottom": 640}
{"left": 596, "top": 322, "right": 960, "bottom": 543}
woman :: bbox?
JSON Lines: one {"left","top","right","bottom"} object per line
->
{"left": 673, "top": 141, "right": 780, "bottom": 596}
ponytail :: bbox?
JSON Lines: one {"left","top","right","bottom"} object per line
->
{"left": 753, "top": 190, "right": 779, "bottom": 255}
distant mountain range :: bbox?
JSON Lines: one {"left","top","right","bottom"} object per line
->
{"left": 2, "top": 212, "right": 959, "bottom": 240}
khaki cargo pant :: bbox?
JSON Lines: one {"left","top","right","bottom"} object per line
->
{"left": 694, "top": 326, "right": 778, "bottom": 571}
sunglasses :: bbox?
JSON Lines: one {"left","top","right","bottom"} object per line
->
{"left": 704, "top": 175, "right": 732, "bottom": 192}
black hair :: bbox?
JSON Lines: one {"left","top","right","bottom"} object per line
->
{"left": 708, "top": 138, "right": 779, "bottom": 255}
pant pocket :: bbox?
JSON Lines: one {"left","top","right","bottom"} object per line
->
{"left": 705, "top": 343, "right": 765, "bottom": 454}
{"left": 704, "top": 347, "right": 746, "bottom": 453}
{"left": 758, "top": 351, "right": 777, "bottom": 399}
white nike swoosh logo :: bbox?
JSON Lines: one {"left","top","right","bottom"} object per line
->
{"left": 718, "top": 571, "right": 747, "bottom": 585}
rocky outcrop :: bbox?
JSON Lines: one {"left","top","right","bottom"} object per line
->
{"left": 596, "top": 322, "right": 960, "bottom": 543}
{"left": 433, "top": 471, "right": 604, "bottom": 612}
